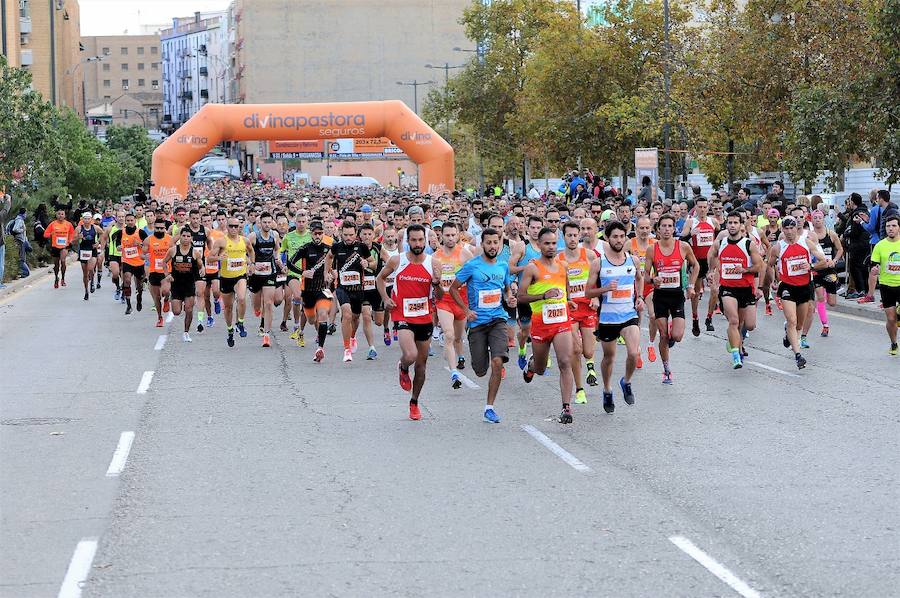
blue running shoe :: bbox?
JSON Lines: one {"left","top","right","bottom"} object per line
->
{"left": 207, "top": 316, "right": 214, "bottom": 328}
{"left": 619, "top": 377, "right": 634, "bottom": 405}
{"left": 517, "top": 353, "right": 527, "bottom": 370}
{"left": 214, "top": 298, "right": 222, "bottom": 314}
{"left": 800, "top": 336, "right": 810, "bottom": 349}
{"left": 732, "top": 351, "right": 743, "bottom": 369}
{"left": 603, "top": 390, "right": 614, "bottom": 413}
{"left": 451, "top": 370, "right": 462, "bottom": 389}
{"left": 367, "top": 347, "right": 377, "bottom": 360}
{"left": 483, "top": 408, "right": 501, "bottom": 424}
{"left": 237, "top": 322, "right": 247, "bottom": 338}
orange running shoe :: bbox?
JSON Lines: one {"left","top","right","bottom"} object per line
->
{"left": 398, "top": 362, "right": 412, "bottom": 391}
{"left": 636, "top": 355, "right": 643, "bottom": 369}
{"left": 163, "top": 298, "right": 170, "bottom": 313}
{"left": 409, "top": 402, "right": 421, "bottom": 420}
{"left": 647, "top": 345, "right": 657, "bottom": 362}
{"left": 262, "top": 333, "right": 270, "bottom": 347}
{"left": 155, "top": 317, "right": 164, "bottom": 328}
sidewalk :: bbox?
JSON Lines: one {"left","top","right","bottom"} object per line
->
{"left": 0, "top": 258, "right": 71, "bottom": 302}
{"left": 831, "top": 294, "right": 886, "bottom": 319}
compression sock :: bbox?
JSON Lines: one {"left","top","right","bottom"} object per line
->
{"left": 318, "top": 322, "right": 327, "bottom": 347}
{"left": 816, "top": 300, "right": 828, "bottom": 325}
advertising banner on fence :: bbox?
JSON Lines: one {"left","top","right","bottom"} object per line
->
{"left": 269, "top": 140, "right": 325, "bottom": 159}
{"left": 634, "top": 147, "right": 659, "bottom": 191}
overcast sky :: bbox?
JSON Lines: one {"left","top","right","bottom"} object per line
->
{"left": 79, "top": 0, "right": 231, "bottom": 36}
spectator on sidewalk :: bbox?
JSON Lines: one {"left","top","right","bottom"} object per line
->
{"left": 844, "top": 193, "right": 872, "bottom": 299}
{"left": 858, "top": 189, "right": 900, "bottom": 304}
{"left": 10, "top": 207, "right": 31, "bottom": 278}
{"left": 33, "top": 203, "right": 49, "bottom": 249}
{"left": 0, "top": 194, "right": 10, "bottom": 288}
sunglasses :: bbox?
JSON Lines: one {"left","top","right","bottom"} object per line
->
{"left": 547, "top": 219, "right": 560, "bottom": 223}
{"left": 228, "top": 224, "right": 240, "bottom": 228}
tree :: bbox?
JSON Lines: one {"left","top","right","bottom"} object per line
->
{"left": 106, "top": 124, "right": 157, "bottom": 184}
{"left": 865, "top": 0, "right": 900, "bottom": 186}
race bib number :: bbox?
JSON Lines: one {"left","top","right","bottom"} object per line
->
{"left": 569, "top": 282, "right": 586, "bottom": 299}
{"left": 339, "top": 271, "right": 361, "bottom": 286}
{"left": 403, "top": 297, "right": 429, "bottom": 318}
{"left": 886, "top": 257, "right": 900, "bottom": 274}
{"left": 721, "top": 263, "right": 744, "bottom": 280}
{"left": 56, "top": 236, "right": 68, "bottom": 247}
{"left": 385, "top": 273, "right": 396, "bottom": 286}
{"left": 440, "top": 273, "right": 455, "bottom": 290}
{"left": 276, "top": 273, "right": 287, "bottom": 283}
{"left": 786, "top": 256, "right": 809, "bottom": 276}
{"left": 255, "top": 262, "right": 272, "bottom": 276}
{"left": 478, "top": 288, "right": 502, "bottom": 309}
{"left": 696, "top": 231, "right": 714, "bottom": 247}
{"left": 227, "top": 257, "right": 245, "bottom": 271}
{"left": 205, "top": 258, "right": 219, "bottom": 270}
{"left": 541, "top": 301, "right": 568, "bottom": 324}
{"left": 364, "top": 275, "right": 376, "bottom": 291}
{"left": 79, "top": 250, "right": 92, "bottom": 261}
{"left": 322, "top": 289, "right": 334, "bottom": 299}
{"left": 154, "top": 258, "right": 164, "bottom": 271}
{"left": 606, "top": 284, "right": 634, "bottom": 303}
{"left": 658, "top": 270, "right": 680, "bottom": 289}
{"left": 123, "top": 246, "right": 139, "bottom": 259}
{"left": 822, "top": 246, "right": 833, "bottom": 259}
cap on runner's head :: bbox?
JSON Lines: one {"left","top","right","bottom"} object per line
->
{"left": 601, "top": 209, "right": 615, "bottom": 222}
{"left": 82, "top": 212, "right": 93, "bottom": 220}
{"left": 781, "top": 216, "right": 798, "bottom": 227}
{"left": 432, "top": 220, "right": 444, "bottom": 229}
{"left": 93, "top": 213, "right": 102, "bottom": 220}
{"left": 309, "top": 220, "right": 324, "bottom": 231}
{"left": 767, "top": 208, "right": 780, "bottom": 218}
{"left": 361, "top": 204, "right": 372, "bottom": 213}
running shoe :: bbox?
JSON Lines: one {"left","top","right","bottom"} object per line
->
{"left": 197, "top": 322, "right": 204, "bottom": 333}
{"left": 96, "top": 280, "right": 101, "bottom": 290}
{"left": 741, "top": 346, "right": 748, "bottom": 358}
{"left": 343, "top": 349, "right": 352, "bottom": 362}
{"left": 856, "top": 294, "right": 875, "bottom": 304}
{"left": 350, "top": 337, "right": 358, "bottom": 353}
{"left": 782, "top": 323, "right": 790, "bottom": 348}
{"left": 227, "top": 332, "right": 235, "bottom": 348}
{"left": 290, "top": 328, "right": 300, "bottom": 340}
{"left": 114, "top": 289, "right": 120, "bottom": 301}
{"left": 668, "top": 336, "right": 676, "bottom": 349}
{"left": 636, "top": 355, "right": 643, "bottom": 369}
{"left": 409, "top": 402, "right": 421, "bottom": 420}
{"left": 367, "top": 347, "right": 377, "bottom": 360}
{"left": 483, "top": 408, "right": 501, "bottom": 424}
{"left": 795, "top": 353, "right": 807, "bottom": 369}
{"left": 775, "top": 296, "right": 783, "bottom": 310}
{"left": 258, "top": 325, "right": 265, "bottom": 337}
{"left": 557, "top": 404, "right": 573, "bottom": 424}
{"left": 90, "top": 281, "right": 95, "bottom": 293}
{"left": 207, "top": 316, "right": 214, "bottom": 328}
{"left": 603, "top": 391, "right": 614, "bottom": 413}
{"left": 393, "top": 329, "right": 398, "bottom": 342}
{"left": 732, "top": 351, "right": 743, "bottom": 369}
{"left": 314, "top": 347, "right": 325, "bottom": 362}
{"left": 705, "top": 317, "right": 714, "bottom": 332}
{"left": 328, "top": 323, "right": 337, "bottom": 335}
{"left": 155, "top": 317, "right": 164, "bottom": 328}
{"left": 262, "top": 334, "right": 271, "bottom": 348}
{"left": 647, "top": 346, "right": 657, "bottom": 362}
{"left": 297, "top": 333, "right": 305, "bottom": 348}
{"left": 398, "top": 362, "right": 412, "bottom": 391}
{"left": 457, "top": 356, "right": 465, "bottom": 370}
{"left": 54, "top": 279, "right": 59, "bottom": 289}
{"left": 60, "top": 279, "right": 67, "bottom": 287}
{"left": 280, "top": 321, "right": 289, "bottom": 333}
{"left": 575, "top": 389, "right": 587, "bottom": 404}
{"left": 135, "top": 294, "right": 142, "bottom": 311}
{"left": 800, "top": 336, "right": 810, "bottom": 349}
{"left": 254, "top": 309, "right": 262, "bottom": 318}
{"left": 523, "top": 357, "right": 535, "bottom": 383}
{"left": 125, "top": 304, "right": 132, "bottom": 315}
{"left": 662, "top": 370, "right": 673, "bottom": 385}
{"left": 585, "top": 365, "right": 598, "bottom": 386}
{"left": 620, "top": 377, "right": 634, "bottom": 405}
{"left": 384, "top": 329, "right": 392, "bottom": 346}
{"left": 517, "top": 352, "right": 527, "bottom": 371}
{"left": 889, "top": 343, "right": 898, "bottom": 356}
{"left": 237, "top": 322, "right": 247, "bottom": 338}
{"left": 163, "top": 298, "right": 170, "bottom": 313}
{"left": 214, "top": 298, "right": 222, "bottom": 314}
{"left": 691, "top": 318, "right": 700, "bottom": 337}
{"left": 183, "top": 332, "right": 192, "bottom": 343}
{"left": 765, "top": 303, "right": 773, "bottom": 316}
{"left": 84, "top": 291, "right": 89, "bottom": 301}
{"left": 820, "top": 325, "right": 829, "bottom": 337}
{"left": 428, "top": 346, "right": 435, "bottom": 357}
{"left": 451, "top": 371, "right": 462, "bottom": 389}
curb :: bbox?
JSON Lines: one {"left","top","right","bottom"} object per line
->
{"left": 830, "top": 300, "right": 884, "bottom": 320}
{"left": 0, "top": 255, "right": 75, "bottom": 302}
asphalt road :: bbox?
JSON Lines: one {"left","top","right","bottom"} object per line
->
{"left": 1, "top": 271, "right": 897, "bottom": 598}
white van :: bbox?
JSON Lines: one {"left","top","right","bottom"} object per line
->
{"left": 193, "top": 157, "right": 240, "bottom": 177}
{"left": 319, "top": 175, "right": 382, "bottom": 189}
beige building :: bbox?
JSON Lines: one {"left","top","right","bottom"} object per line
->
{"left": 1, "top": 0, "right": 23, "bottom": 67}
{"left": 12, "top": 0, "right": 83, "bottom": 112}
{"left": 81, "top": 34, "right": 163, "bottom": 128}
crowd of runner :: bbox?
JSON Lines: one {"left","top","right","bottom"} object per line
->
{"left": 37, "top": 178, "right": 900, "bottom": 423}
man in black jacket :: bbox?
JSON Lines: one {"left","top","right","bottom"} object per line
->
{"left": 841, "top": 193, "right": 873, "bottom": 298}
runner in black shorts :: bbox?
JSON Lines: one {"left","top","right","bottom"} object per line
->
{"left": 359, "top": 223, "right": 389, "bottom": 360}
{"left": 287, "top": 221, "right": 334, "bottom": 361}
{"left": 329, "top": 221, "right": 372, "bottom": 362}
{"left": 164, "top": 227, "right": 204, "bottom": 342}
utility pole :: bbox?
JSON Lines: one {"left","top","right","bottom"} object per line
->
{"left": 396, "top": 80, "right": 434, "bottom": 115}
{"left": 662, "top": 0, "right": 674, "bottom": 201}
{"left": 425, "top": 62, "right": 464, "bottom": 142}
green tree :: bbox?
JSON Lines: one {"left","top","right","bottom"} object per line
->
{"left": 865, "top": 0, "right": 900, "bottom": 186}
{"left": 106, "top": 124, "right": 157, "bottom": 183}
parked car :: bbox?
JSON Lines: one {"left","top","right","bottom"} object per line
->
{"left": 191, "top": 170, "right": 240, "bottom": 183}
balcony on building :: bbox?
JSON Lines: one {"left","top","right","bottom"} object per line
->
{"left": 20, "top": 49, "right": 33, "bottom": 66}
{"left": 199, "top": 66, "right": 208, "bottom": 76}
{"left": 180, "top": 91, "right": 193, "bottom": 100}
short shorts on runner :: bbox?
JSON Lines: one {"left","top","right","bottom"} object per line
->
{"left": 50, "top": 246, "right": 65, "bottom": 258}
{"left": 530, "top": 319, "right": 571, "bottom": 343}
{"left": 248, "top": 273, "right": 275, "bottom": 293}
{"left": 362, "top": 289, "right": 384, "bottom": 311}
{"left": 220, "top": 275, "right": 245, "bottom": 295}
{"left": 595, "top": 317, "right": 640, "bottom": 343}
{"left": 436, "top": 297, "right": 467, "bottom": 321}
{"left": 880, "top": 284, "right": 900, "bottom": 309}
{"left": 569, "top": 304, "right": 598, "bottom": 329}
{"left": 468, "top": 318, "right": 509, "bottom": 377}
{"left": 719, "top": 285, "right": 757, "bottom": 309}
{"left": 335, "top": 287, "right": 363, "bottom": 315}
{"left": 694, "top": 260, "right": 710, "bottom": 281}
{"left": 396, "top": 320, "right": 434, "bottom": 342}
{"left": 274, "top": 275, "right": 288, "bottom": 289}
{"left": 148, "top": 272, "right": 166, "bottom": 287}
{"left": 170, "top": 279, "right": 195, "bottom": 302}
{"left": 301, "top": 289, "right": 332, "bottom": 317}
{"left": 516, "top": 301, "right": 532, "bottom": 324}
{"left": 813, "top": 271, "right": 839, "bottom": 295}
{"left": 652, "top": 288, "right": 686, "bottom": 320}
{"left": 106, "top": 255, "right": 121, "bottom": 264}
{"left": 122, "top": 263, "right": 144, "bottom": 277}
{"left": 777, "top": 281, "right": 812, "bottom": 305}
{"left": 204, "top": 272, "right": 219, "bottom": 284}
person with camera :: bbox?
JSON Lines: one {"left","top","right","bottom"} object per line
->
{"left": 842, "top": 193, "right": 873, "bottom": 299}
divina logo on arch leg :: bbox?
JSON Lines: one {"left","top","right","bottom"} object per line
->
{"left": 176, "top": 134, "right": 209, "bottom": 147}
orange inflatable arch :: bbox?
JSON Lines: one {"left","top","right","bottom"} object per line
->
{"left": 150, "top": 100, "right": 454, "bottom": 202}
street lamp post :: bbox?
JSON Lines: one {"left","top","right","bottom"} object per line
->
{"left": 68, "top": 55, "right": 105, "bottom": 126}
{"left": 395, "top": 80, "right": 434, "bottom": 115}
{"left": 425, "top": 62, "right": 464, "bottom": 142}
{"left": 662, "top": 0, "right": 674, "bottom": 200}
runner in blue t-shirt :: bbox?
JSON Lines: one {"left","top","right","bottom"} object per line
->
{"left": 450, "top": 227, "right": 517, "bottom": 424}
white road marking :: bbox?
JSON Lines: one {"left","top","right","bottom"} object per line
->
{"left": 154, "top": 335, "right": 168, "bottom": 351}
{"left": 57, "top": 538, "right": 98, "bottom": 598}
{"left": 746, "top": 361, "right": 801, "bottom": 378}
{"left": 136, "top": 370, "right": 154, "bottom": 394}
{"left": 521, "top": 425, "right": 591, "bottom": 472}
{"left": 165, "top": 310, "right": 174, "bottom": 323}
{"left": 105, "top": 431, "right": 135, "bottom": 477}
{"left": 669, "top": 535, "right": 762, "bottom": 598}
{"left": 445, "top": 366, "right": 480, "bottom": 389}
{"left": 829, "top": 311, "right": 882, "bottom": 326}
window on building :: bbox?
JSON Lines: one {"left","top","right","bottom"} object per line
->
{"left": 137, "top": 47, "right": 145, "bottom": 55}
{"left": 103, "top": 79, "right": 111, "bottom": 88}
{"left": 101, "top": 47, "right": 110, "bottom": 56}
{"left": 151, "top": 80, "right": 159, "bottom": 87}
{"left": 121, "top": 47, "right": 128, "bottom": 55}
{"left": 138, "top": 79, "right": 145, "bottom": 87}
{"left": 103, "top": 95, "right": 111, "bottom": 101}
{"left": 151, "top": 47, "right": 158, "bottom": 55}
{"left": 152, "top": 63, "right": 159, "bottom": 71}
{"left": 121, "top": 63, "right": 128, "bottom": 71}
{"left": 102, "top": 63, "right": 110, "bottom": 72}
{"left": 138, "top": 63, "right": 145, "bottom": 71}
{"left": 18, "top": 0, "right": 29, "bottom": 19}
{"left": 122, "top": 79, "right": 129, "bottom": 88}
